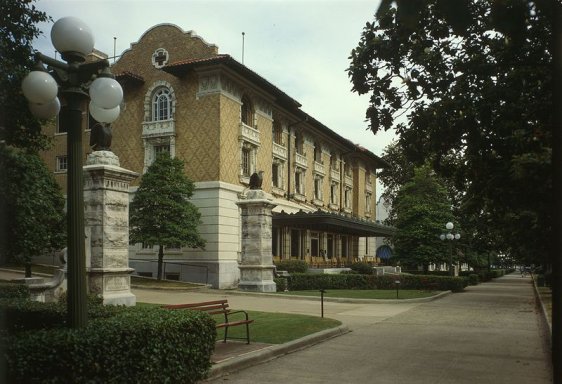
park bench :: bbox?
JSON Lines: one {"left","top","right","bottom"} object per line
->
{"left": 162, "top": 299, "right": 253, "bottom": 344}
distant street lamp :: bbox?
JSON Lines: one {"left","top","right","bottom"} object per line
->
{"left": 21, "top": 17, "right": 123, "bottom": 328}
{"left": 440, "top": 222, "right": 461, "bottom": 277}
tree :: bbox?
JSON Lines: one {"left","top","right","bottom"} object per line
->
{"left": 0, "top": 0, "right": 51, "bottom": 151}
{"left": 129, "top": 153, "right": 205, "bottom": 280}
{"left": 347, "top": 0, "right": 552, "bottom": 266}
{"left": 0, "top": 145, "right": 66, "bottom": 275}
{"left": 392, "top": 164, "right": 455, "bottom": 272}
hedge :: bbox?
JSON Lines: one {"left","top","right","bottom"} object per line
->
{"left": 2, "top": 303, "right": 216, "bottom": 383}
{"left": 287, "top": 273, "right": 467, "bottom": 292}
{"left": 0, "top": 282, "right": 30, "bottom": 299}
{"left": 274, "top": 259, "right": 308, "bottom": 273}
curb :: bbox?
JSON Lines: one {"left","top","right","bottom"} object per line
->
{"left": 531, "top": 277, "right": 552, "bottom": 348}
{"left": 206, "top": 325, "right": 350, "bottom": 380}
{"left": 209, "top": 289, "right": 452, "bottom": 304}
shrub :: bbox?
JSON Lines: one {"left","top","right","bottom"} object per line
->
{"left": 275, "top": 259, "right": 308, "bottom": 273}
{"left": 1, "top": 294, "right": 122, "bottom": 333}
{"left": 349, "top": 262, "right": 374, "bottom": 275}
{"left": 4, "top": 306, "right": 216, "bottom": 383}
{"left": 274, "top": 277, "right": 288, "bottom": 292}
{"left": 0, "top": 283, "right": 30, "bottom": 299}
{"left": 287, "top": 273, "right": 467, "bottom": 292}
{"left": 467, "top": 274, "right": 480, "bottom": 285}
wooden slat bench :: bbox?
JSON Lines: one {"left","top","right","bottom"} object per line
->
{"left": 162, "top": 299, "right": 254, "bottom": 344}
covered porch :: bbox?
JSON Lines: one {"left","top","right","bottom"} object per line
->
{"left": 271, "top": 210, "right": 395, "bottom": 268}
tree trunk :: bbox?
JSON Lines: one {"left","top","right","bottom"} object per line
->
{"left": 24, "top": 261, "right": 32, "bottom": 278}
{"left": 157, "top": 245, "right": 164, "bottom": 280}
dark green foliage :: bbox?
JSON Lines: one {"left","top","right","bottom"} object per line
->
{"left": 3, "top": 304, "right": 216, "bottom": 383}
{"left": 348, "top": 0, "right": 552, "bottom": 267}
{"left": 0, "top": 146, "right": 66, "bottom": 268}
{"left": 0, "top": 0, "right": 52, "bottom": 150}
{"left": 130, "top": 152, "right": 205, "bottom": 279}
{"left": 349, "top": 262, "right": 375, "bottom": 275}
{"left": 1, "top": 294, "right": 120, "bottom": 333}
{"left": 393, "top": 165, "right": 454, "bottom": 269}
{"left": 287, "top": 273, "right": 466, "bottom": 292}
{"left": 274, "top": 259, "right": 308, "bottom": 273}
{"left": 0, "top": 283, "right": 30, "bottom": 299}
{"left": 467, "top": 274, "right": 479, "bottom": 285}
{"left": 274, "top": 277, "right": 288, "bottom": 292}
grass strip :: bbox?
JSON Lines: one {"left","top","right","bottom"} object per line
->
{"left": 276, "top": 289, "right": 439, "bottom": 300}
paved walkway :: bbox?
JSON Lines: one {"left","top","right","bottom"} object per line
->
{"left": 136, "top": 274, "right": 552, "bottom": 384}
{"left": 2, "top": 270, "right": 552, "bottom": 383}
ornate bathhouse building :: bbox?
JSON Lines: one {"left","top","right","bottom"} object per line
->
{"left": 40, "top": 24, "right": 394, "bottom": 288}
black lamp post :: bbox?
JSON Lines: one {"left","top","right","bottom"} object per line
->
{"left": 440, "top": 222, "right": 460, "bottom": 277}
{"left": 21, "top": 17, "right": 123, "bottom": 328}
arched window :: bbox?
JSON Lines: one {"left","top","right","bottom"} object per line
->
{"left": 152, "top": 88, "right": 171, "bottom": 121}
{"left": 241, "top": 95, "right": 254, "bottom": 127}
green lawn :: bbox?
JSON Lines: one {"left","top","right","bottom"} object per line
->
{"left": 138, "top": 303, "right": 341, "bottom": 344}
{"left": 214, "top": 310, "right": 341, "bottom": 344}
{"left": 276, "top": 289, "right": 439, "bottom": 300}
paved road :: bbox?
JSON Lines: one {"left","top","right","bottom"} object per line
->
{"left": 197, "top": 274, "right": 551, "bottom": 384}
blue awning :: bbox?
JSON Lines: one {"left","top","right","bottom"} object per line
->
{"left": 376, "top": 245, "right": 393, "bottom": 260}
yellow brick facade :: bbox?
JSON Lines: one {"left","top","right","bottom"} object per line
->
{"left": 39, "top": 24, "right": 390, "bottom": 288}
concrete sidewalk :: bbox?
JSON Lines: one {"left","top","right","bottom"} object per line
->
{"left": 2, "top": 270, "right": 552, "bottom": 382}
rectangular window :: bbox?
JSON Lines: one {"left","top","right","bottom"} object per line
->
{"left": 242, "top": 147, "right": 251, "bottom": 176}
{"left": 154, "top": 144, "right": 170, "bottom": 155}
{"left": 295, "top": 170, "right": 303, "bottom": 194}
{"left": 366, "top": 193, "right": 372, "bottom": 213}
{"left": 314, "top": 177, "right": 322, "bottom": 200}
{"left": 330, "top": 183, "right": 338, "bottom": 204}
{"left": 56, "top": 106, "right": 68, "bottom": 134}
{"left": 272, "top": 163, "right": 279, "bottom": 188}
{"left": 56, "top": 156, "right": 68, "bottom": 172}
{"left": 345, "top": 188, "right": 351, "bottom": 208}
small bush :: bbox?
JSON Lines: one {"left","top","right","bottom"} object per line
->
{"left": 275, "top": 259, "right": 308, "bottom": 273}
{"left": 467, "top": 274, "right": 479, "bottom": 285}
{"left": 4, "top": 306, "right": 216, "bottom": 383}
{"left": 274, "top": 277, "right": 288, "bottom": 292}
{"left": 0, "top": 283, "right": 30, "bottom": 299}
{"left": 349, "top": 262, "right": 374, "bottom": 275}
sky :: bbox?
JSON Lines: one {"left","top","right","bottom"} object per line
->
{"left": 32, "top": 0, "right": 397, "bottom": 197}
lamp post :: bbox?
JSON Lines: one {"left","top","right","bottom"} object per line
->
{"left": 440, "top": 222, "right": 460, "bottom": 277}
{"left": 21, "top": 17, "right": 123, "bottom": 328}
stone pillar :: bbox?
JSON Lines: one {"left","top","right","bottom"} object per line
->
{"left": 236, "top": 189, "right": 277, "bottom": 292}
{"left": 83, "top": 151, "right": 139, "bottom": 306}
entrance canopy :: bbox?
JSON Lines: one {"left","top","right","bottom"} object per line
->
{"left": 272, "top": 210, "right": 395, "bottom": 237}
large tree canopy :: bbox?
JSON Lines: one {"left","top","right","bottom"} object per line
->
{"left": 129, "top": 153, "right": 205, "bottom": 280}
{"left": 0, "top": 145, "right": 66, "bottom": 274}
{"left": 0, "top": 0, "right": 51, "bottom": 151}
{"left": 393, "top": 164, "right": 454, "bottom": 271}
{"left": 348, "top": 0, "right": 552, "bottom": 264}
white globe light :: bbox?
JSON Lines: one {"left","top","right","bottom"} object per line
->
{"left": 21, "top": 71, "right": 58, "bottom": 104}
{"left": 446, "top": 233, "right": 454, "bottom": 240}
{"left": 51, "top": 17, "right": 94, "bottom": 56}
{"left": 89, "top": 77, "right": 123, "bottom": 109}
{"left": 89, "top": 101, "right": 120, "bottom": 123}
{"left": 29, "top": 97, "right": 61, "bottom": 119}
{"left": 445, "top": 222, "right": 454, "bottom": 230}
{"left": 440, "top": 234, "right": 446, "bottom": 241}
{"left": 455, "top": 233, "right": 461, "bottom": 240}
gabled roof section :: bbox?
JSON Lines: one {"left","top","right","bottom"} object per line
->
{"left": 114, "top": 71, "right": 145, "bottom": 86}
{"left": 162, "top": 54, "right": 301, "bottom": 110}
